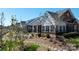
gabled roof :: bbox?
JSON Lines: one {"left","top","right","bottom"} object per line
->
{"left": 27, "top": 17, "right": 39, "bottom": 24}
{"left": 27, "top": 16, "right": 46, "bottom": 25}
{"left": 56, "top": 8, "right": 69, "bottom": 13}
{"left": 56, "top": 8, "right": 77, "bottom": 20}
{"left": 46, "top": 11, "right": 57, "bottom": 15}
{"left": 27, "top": 11, "right": 57, "bottom": 25}
{"left": 27, "top": 9, "right": 78, "bottom": 25}
{"left": 45, "top": 11, "right": 58, "bottom": 19}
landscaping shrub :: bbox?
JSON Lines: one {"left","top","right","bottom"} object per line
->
{"left": 38, "top": 33, "right": 41, "bottom": 37}
{"left": 0, "top": 38, "right": 40, "bottom": 51}
{"left": 65, "top": 37, "right": 79, "bottom": 49}
{"left": 63, "top": 32, "right": 79, "bottom": 38}
{"left": 56, "top": 36, "right": 65, "bottom": 42}
{"left": 0, "top": 39, "right": 24, "bottom": 51}
{"left": 46, "top": 34, "right": 50, "bottom": 38}
{"left": 23, "top": 43, "right": 40, "bottom": 51}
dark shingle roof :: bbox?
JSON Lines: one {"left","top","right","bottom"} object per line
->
{"left": 27, "top": 8, "right": 78, "bottom": 25}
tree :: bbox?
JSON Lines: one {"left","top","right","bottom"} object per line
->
{"left": 10, "top": 15, "right": 22, "bottom": 40}
{"left": 10, "top": 15, "right": 17, "bottom": 39}
{"left": 0, "top": 12, "right": 5, "bottom": 47}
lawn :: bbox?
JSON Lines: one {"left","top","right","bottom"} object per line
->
{"left": 65, "top": 36, "right": 79, "bottom": 48}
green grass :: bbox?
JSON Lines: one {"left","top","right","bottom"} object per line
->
{"left": 65, "top": 36, "right": 79, "bottom": 48}
{"left": 0, "top": 39, "right": 40, "bottom": 51}
{"left": 63, "top": 32, "right": 79, "bottom": 45}
{"left": 66, "top": 38, "right": 79, "bottom": 44}
{"left": 0, "top": 39, "right": 23, "bottom": 51}
{"left": 23, "top": 43, "right": 40, "bottom": 51}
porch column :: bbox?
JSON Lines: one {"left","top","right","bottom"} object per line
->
{"left": 65, "top": 26, "right": 66, "bottom": 32}
{"left": 74, "top": 25, "right": 77, "bottom": 32}
{"left": 49, "top": 26, "right": 51, "bottom": 32}
{"left": 77, "top": 25, "right": 78, "bottom": 32}
{"left": 36, "top": 25, "right": 38, "bottom": 33}
{"left": 54, "top": 26, "right": 56, "bottom": 33}
{"left": 32, "top": 26, "right": 34, "bottom": 32}
{"left": 78, "top": 25, "right": 79, "bottom": 32}
{"left": 51, "top": 25, "right": 54, "bottom": 33}
{"left": 58, "top": 26, "right": 59, "bottom": 32}
{"left": 49, "top": 26, "right": 51, "bottom": 33}
{"left": 44, "top": 26, "right": 45, "bottom": 33}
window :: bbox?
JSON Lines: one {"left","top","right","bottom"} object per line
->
{"left": 56, "top": 25, "right": 58, "bottom": 32}
{"left": 27, "top": 25, "right": 32, "bottom": 32}
{"left": 51, "top": 25, "right": 54, "bottom": 32}
{"left": 46, "top": 26, "right": 49, "bottom": 32}
{"left": 38, "top": 25, "right": 42, "bottom": 33}
{"left": 34, "top": 26, "right": 37, "bottom": 32}
{"left": 59, "top": 26, "right": 66, "bottom": 32}
{"left": 60, "top": 26, "right": 62, "bottom": 32}
{"left": 63, "top": 26, "right": 65, "bottom": 32}
{"left": 42, "top": 26, "right": 45, "bottom": 32}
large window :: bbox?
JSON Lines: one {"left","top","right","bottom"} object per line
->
{"left": 38, "top": 25, "right": 42, "bottom": 33}
{"left": 59, "top": 26, "right": 66, "bottom": 32}
{"left": 63, "top": 26, "right": 65, "bottom": 32}
{"left": 56, "top": 25, "right": 58, "bottom": 32}
{"left": 51, "top": 25, "right": 54, "bottom": 32}
{"left": 27, "top": 25, "right": 32, "bottom": 32}
{"left": 60, "top": 26, "right": 62, "bottom": 32}
{"left": 34, "top": 26, "right": 37, "bottom": 32}
{"left": 46, "top": 26, "right": 49, "bottom": 32}
{"left": 42, "top": 26, "right": 45, "bottom": 32}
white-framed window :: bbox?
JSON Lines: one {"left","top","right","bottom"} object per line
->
{"left": 34, "top": 26, "right": 37, "bottom": 32}
{"left": 60, "top": 26, "right": 62, "bottom": 32}
{"left": 51, "top": 25, "right": 54, "bottom": 32}
{"left": 46, "top": 26, "right": 49, "bottom": 32}
{"left": 63, "top": 26, "right": 65, "bottom": 32}
{"left": 42, "top": 26, "right": 44, "bottom": 32}
{"left": 59, "top": 26, "right": 66, "bottom": 32}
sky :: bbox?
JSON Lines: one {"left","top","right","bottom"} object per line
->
{"left": 0, "top": 8, "right": 79, "bottom": 26}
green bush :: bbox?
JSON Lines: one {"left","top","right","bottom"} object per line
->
{"left": 0, "top": 40, "right": 15, "bottom": 51}
{"left": 46, "top": 34, "right": 50, "bottom": 38}
{"left": 65, "top": 37, "right": 79, "bottom": 49}
{"left": 0, "top": 39, "right": 23, "bottom": 51}
{"left": 63, "top": 32, "right": 79, "bottom": 38}
{"left": 23, "top": 43, "right": 40, "bottom": 51}
{"left": 38, "top": 33, "right": 41, "bottom": 37}
{"left": 0, "top": 39, "right": 39, "bottom": 51}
